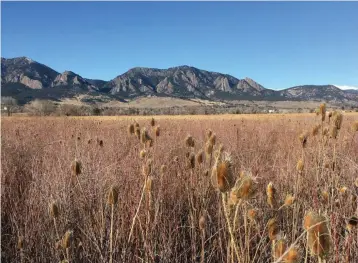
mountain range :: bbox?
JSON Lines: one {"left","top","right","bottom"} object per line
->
{"left": 1, "top": 56, "right": 358, "bottom": 105}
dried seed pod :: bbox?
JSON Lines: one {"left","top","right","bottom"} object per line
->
{"left": 209, "top": 133, "right": 216, "bottom": 146}
{"left": 142, "top": 159, "right": 153, "bottom": 177}
{"left": 185, "top": 135, "right": 195, "bottom": 147}
{"left": 150, "top": 117, "right": 155, "bottom": 127}
{"left": 319, "top": 103, "right": 326, "bottom": 121}
{"left": 206, "top": 129, "right": 213, "bottom": 140}
{"left": 274, "top": 238, "right": 287, "bottom": 261}
{"left": 107, "top": 186, "right": 119, "bottom": 205}
{"left": 17, "top": 236, "right": 24, "bottom": 250}
{"left": 154, "top": 126, "right": 160, "bottom": 137}
{"left": 284, "top": 194, "right": 295, "bottom": 207}
{"left": 346, "top": 216, "right": 358, "bottom": 233}
{"left": 231, "top": 174, "right": 256, "bottom": 200}
{"left": 62, "top": 230, "right": 73, "bottom": 249}
{"left": 247, "top": 208, "right": 258, "bottom": 221}
{"left": 196, "top": 150, "right": 204, "bottom": 165}
{"left": 267, "top": 182, "right": 277, "bottom": 209}
{"left": 312, "top": 124, "right": 321, "bottom": 136}
{"left": 71, "top": 160, "right": 82, "bottom": 176}
{"left": 128, "top": 124, "right": 135, "bottom": 135}
{"left": 49, "top": 201, "right": 59, "bottom": 219}
{"left": 296, "top": 159, "right": 304, "bottom": 172}
{"left": 211, "top": 153, "right": 235, "bottom": 193}
{"left": 139, "top": 149, "right": 147, "bottom": 159}
{"left": 268, "top": 218, "right": 280, "bottom": 241}
{"left": 188, "top": 152, "right": 195, "bottom": 169}
{"left": 298, "top": 132, "right": 308, "bottom": 148}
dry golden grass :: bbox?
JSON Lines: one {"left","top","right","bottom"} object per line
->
{"left": 1, "top": 112, "right": 358, "bottom": 262}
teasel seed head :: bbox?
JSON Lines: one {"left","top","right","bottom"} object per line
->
{"left": 267, "top": 182, "right": 277, "bottom": 209}
{"left": 188, "top": 152, "right": 195, "bottom": 169}
{"left": 330, "top": 126, "right": 338, "bottom": 139}
{"left": 285, "top": 246, "right": 301, "bottom": 263}
{"left": 231, "top": 174, "right": 257, "bottom": 200}
{"left": 211, "top": 153, "right": 235, "bottom": 193}
{"left": 284, "top": 194, "right": 295, "bottom": 207}
{"left": 298, "top": 132, "right": 308, "bottom": 148}
{"left": 338, "top": 186, "right": 348, "bottom": 195}
{"left": 185, "top": 135, "right": 195, "bottom": 147}
{"left": 333, "top": 111, "right": 343, "bottom": 129}
{"left": 135, "top": 126, "right": 141, "bottom": 139}
{"left": 319, "top": 103, "right": 326, "bottom": 121}
{"left": 323, "top": 127, "right": 329, "bottom": 136}
{"left": 49, "top": 201, "right": 59, "bottom": 219}
{"left": 209, "top": 133, "right": 216, "bottom": 146}
{"left": 150, "top": 117, "right": 155, "bottom": 127}
{"left": 107, "top": 186, "right": 119, "bottom": 205}
{"left": 62, "top": 230, "right": 73, "bottom": 249}
{"left": 128, "top": 124, "right": 135, "bottom": 135}
{"left": 17, "top": 236, "right": 24, "bottom": 250}
{"left": 296, "top": 159, "right": 304, "bottom": 172}
{"left": 71, "top": 160, "right": 82, "bottom": 176}
{"left": 154, "top": 126, "right": 160, "bottom": 137}
{"left": 140, "top": 128, "right": 150, "bottom": 144}
{"left": 139, "top": 149, "right": 147, "bottom": 159}
{"left": 268, "top": 218, "right": 280, "bottom": 241}
{"left": 145, "top": 175, "right": 153, "bottom": 193}
{"left": 274, "top": 238, "right": 287, "bottom": 261}
{"left": 196, "top": 150, "right": 204, "bottom": 165}
{"left": 303, "top": 212, "right": 331, "bottom": 258}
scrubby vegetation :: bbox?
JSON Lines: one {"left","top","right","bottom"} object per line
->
{"left": 1, "top": 109, "right": 358, "bottom": 262}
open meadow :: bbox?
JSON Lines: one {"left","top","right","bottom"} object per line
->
{"left": 1, "top": 111, "right": 358, "bottom": 263}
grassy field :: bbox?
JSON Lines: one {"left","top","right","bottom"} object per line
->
{"left": 1, "top": 111, "right": 358, "bottom": 262}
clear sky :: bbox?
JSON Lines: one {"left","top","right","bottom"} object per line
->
{"left": 1, "top": 1, "right": 358, "bottom": 90}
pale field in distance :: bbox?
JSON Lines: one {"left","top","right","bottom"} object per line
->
{"left": 1, "top": 112, "right": 358, "bottom": 262}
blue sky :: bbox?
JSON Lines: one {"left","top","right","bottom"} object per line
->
{"left": 1, "top": 2, "right": 357, "bottom": 90}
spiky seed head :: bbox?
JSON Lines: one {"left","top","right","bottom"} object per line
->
{"left": 71, "top": 160, "right": 81, "bottom": 176}
{"left": 62, "top": 230, "right": 73, "bottom": 249}
{"left": 346, "top": 216, "right": 358, "bottom": 232}
{"left": 140, "top": 149, "right": 147, "bottom": 159}
{"left": 321, "top": 190, "right": 329, "bottom": 204}
{"left": 142, "top": 159, "right": 152, "bottom": 177}
{"left": 185, "top": 135, "right": 195, "bottom": 147}
{"left": 296, "top": 159, "right": 304, "bottom": 172}
{"left": 323, "top": 127, "right": 329, "bottom": 136}
{"left": 188, "top": 152, "right": 195, "bottom": 169}
{"left": 107, "top": 186, "right": 119, "bottom": 205}
{"left": 17, "top": 236, "right": 24, "bottom": 250}
{"left": 211, "top": 153, "right": 235, "bottom": 193}
{"left": 155, "top": 126, "right": 160, "bottom": 137}
{"left": 268, "top": 218, "right": 279, "bottom": 241}
{"left": 49, "top": 201, "right": 59, "bottom": 218}
{"left": 274, "top": 238, "right": 287, "bottom": 260}
{"left": 232, "top": 175, "right": 256, "bottom": 200}
{"left": 319, "top": 103, "right": 326, "bottom": 121}
{"left": 330, "top": 126, "right": 338, "bottom": 139}
{"left": 328, "top": 111, "right": 332, "bottom": 118}
{"left": 134, "top": 122, "right": 139, "bottom": 128}
{"left": 199, "top": 215, "right": 206, "bottom": 231}
{"left": 140, "top": 128, "right": 149, "bottom": 144}
{"left": 339, "top": 186, "right": 348, "bottom": 195}
{"left": 284, "top": 246, "right": 300, "bottom": 263}
{"left": 145, "top": 176, "right": 153, "bottom": 193}
{"left": 209, "top": 133, "right": 216, "bottom": 145}
{"left": 284, "top": 194, "right": 295, "bottom": 207}
{"left": 128, "top": 124, "right": 135, "bottom": 135}
{"left": 196, "top": 150, "right": 204, "bottom": 165}
{"left": 247, "top": 208, "right": 258, "bottom": 221}
{"left": 298, "top": 132, "right": 308, "bottom": 148}
{"left": 206, "top": 129, "right": 213, "bottom": 140}
{"left": 205, "top": 141, "right": 213, "bottom": 156}
{"left": 352, "top": 121, "right": 358, "bottom": 132}
{"left": 333, "top": 111, "right": 343, "bottom": 129}
{"left": 312, "top": 124, "right": 321, "bottom": 136}
{"left": 266, "top": 182, "right": 277, "bottom": 209}
{"left": 135, "top": 127, "right": 140, "bottom": 139}
{"left": 305, "top": 213, "right": 331, "bottom": 258}
{"left": 150, "top": 117, "right": 155, "bottom": 127}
